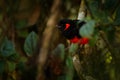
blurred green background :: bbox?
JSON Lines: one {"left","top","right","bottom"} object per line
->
{"left": 0, "top": 0, "right": 120, "bottom": 80}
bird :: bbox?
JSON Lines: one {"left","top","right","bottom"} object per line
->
{"left": 56, "top": 19, "right": 89, "bottom": 44}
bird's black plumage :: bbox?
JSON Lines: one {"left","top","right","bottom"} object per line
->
{"left": 57, "top": 19, "right": 85, "bottom": 39}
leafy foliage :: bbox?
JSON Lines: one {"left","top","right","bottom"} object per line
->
{"left": 52, "top": 44, "right": 65, "bottom": 61}
{"left": 7, "top": 61, "right": 16, "bottom": 72}
{"left": 24, "top": 31, "right": 38, "bottom": 56}
{"left": 0, "top": 0, "right": 120, "bottom": 80}
{"left": 69, "top": 43, "right": 78, "bottom": 54}
{"left": 65, "top": 56, "right": 74, "bottom": 80}
{"left": 79, "top": 20, "right": 95, "bottom": 38}
{"left": 0, "top": 37, "right": 26, "bottom": 79}
{"left": 0, "top": 37, "right": 15, "bottom": 57}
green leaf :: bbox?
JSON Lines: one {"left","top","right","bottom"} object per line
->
{"left": 69, "top": 43, "right": 78, "bottom": 54}
{"left": 52, "top": 44, "right": 65, "bottom": 61}
{"left": 66, "top": 56, "right": 73, "bottom": 67}
{"left": 7, "top": 61, "right": 16, "bottom": 72}
{"left": 15, "top": 20, "right": 27, "bottom": 29}
{"left": 0, "top": 60, "right": 5, "bottom": 74}
{"left": 0, "top": 37, "right": 15, "bottom": 57}
{"left": 24, "top": 31, "right": 38, "bottom": 56}
{"left": 66, "top": 56, "right": 74, "bottom": 80}
{"left": 89, "top": 34, "right": 98, "bottom": 46}
{"left": 79, "top": 20, "right": 95, "bottom": 38}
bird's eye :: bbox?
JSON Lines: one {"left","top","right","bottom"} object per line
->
{"left": 64, "top": 23, "right": 70, "bottom": 30}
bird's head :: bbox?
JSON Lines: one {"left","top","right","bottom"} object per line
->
{"left": 56, "top": 19, "right": 74, "bottom": 32}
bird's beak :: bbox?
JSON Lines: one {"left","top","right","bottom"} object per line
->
{"left": 56, "top": 25, "right": 61, "bottom": 28}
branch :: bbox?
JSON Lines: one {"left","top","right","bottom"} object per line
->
{"left": 36, "top": 0, "right": 61, "bottom": 80}
{"left": 72, "top": 0, "right": 87, "bottom": 79}
{"left": 77, "top": 0, "right": 87, "bottom": 20}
